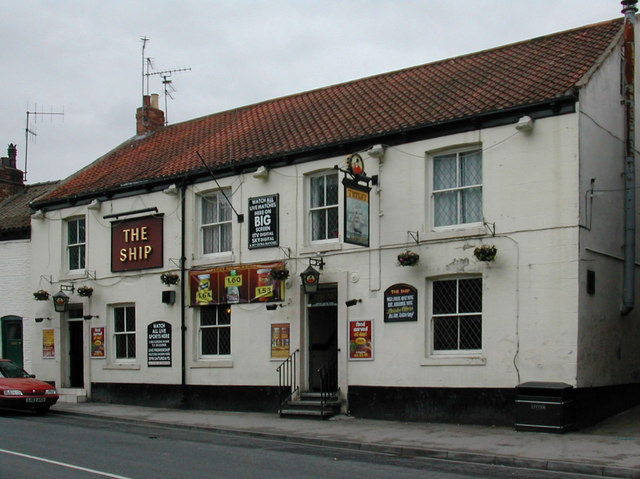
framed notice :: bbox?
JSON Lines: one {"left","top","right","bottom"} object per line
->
{"left": 384, "top": 283, "right": 418, "bottom": 322}
{"left": 248, "top": 194, "right": 279, "bottom": 249}
{"left": 349, "top": 319, "right": 373, "bottom": 360}
{"left": 270, "top": 323, "right": 290, "bottom": 359}
{"left": 147, "top": 321, "right": 172, "bottom": 367}
{"left": 42, "top": 329, "right": 55, "bottom": 359}
{"left": 91, "top": 327, "right": 105, "bottom": 358}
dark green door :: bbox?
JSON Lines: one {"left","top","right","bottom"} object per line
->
{"left": 1, "top": 316, "right": 23, "bottom": 367}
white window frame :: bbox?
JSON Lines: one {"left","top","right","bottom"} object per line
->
{"left": 113, "top": 304, "right": 136, "bottom": 362}
{"left": 198, "top": 305, "right": 231, "bottom": 359}
{"left": 308, "top": 170, "right": 340, "bottom": 244}
{"left": 429, "top": 277, "right": 483, "bottom": 357}
{"left": 66, "top": 216, "right": 86, "bottom": 272}
{"left": 200, "top": 189, "right": 233, "bottom": 256}
{"left": 431, "top": 147, "right": 483, "bottom": 229}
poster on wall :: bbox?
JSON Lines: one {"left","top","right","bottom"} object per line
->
{"left": 91, "top": 327, "right": 105, "bottom": 358}
{"left": 343, "top": 179, "right": 370, "bottom": 247}
{"left": 384, "top": 283, "right": 418, "bottom": 322}
{"left": 248, "top": 194, "right": 279, "bottom": 249}
{"left": 42, "top": 329, "right": 55, "bottom": 359}
{"left": 189, "top": 262, "right": 285, "bottom": 305}
{"left": 349, "top": 319, "right": 373, "bottom": 360}
{"left": 147, "top": 321, "right": 172, "bottom": 367}
{"left": 270, "top": 323, "right": 290, "bottom": 359}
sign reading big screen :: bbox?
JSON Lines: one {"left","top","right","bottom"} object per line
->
{"left": 111, "top": 215, "right": 164, "bottom": 272}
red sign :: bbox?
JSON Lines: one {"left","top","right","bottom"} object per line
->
{"left": 91, "top": 327, "right": 105, "bottom": 358}
{"left": 189, "top": 262, "right": 285, "bottom": 305}
{"left": 111, "top": 216, "right": 163, "bottom": 272}
{"left": 349, "top": 319, "right": 373, "bottom": 360}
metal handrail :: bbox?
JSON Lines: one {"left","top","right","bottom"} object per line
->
{"left": 317, "top": 359, "right": 338, "bottom": 416}
{"left": 276, "top": 349, "right": 299, "bottom": 412}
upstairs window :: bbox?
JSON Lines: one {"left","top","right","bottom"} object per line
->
{"left": 67, "top": 217, "right": 86, "bottom": 271}
{"left": 201, "top": 190, "right": 232, "bottom": 255}
{"left": 433, "top": 149, "right": 482, "bottom": 227}
{"left": 309, "top": 172, "right": 339, "bottom": 241}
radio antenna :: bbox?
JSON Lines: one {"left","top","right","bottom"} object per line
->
{"left": 147, "top": 67, "right": 191, "bottom": 124}
{"left": 24, "top": 104, "right": 64, "bottom": 182}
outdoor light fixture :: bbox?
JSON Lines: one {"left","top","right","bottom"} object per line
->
{"left": 345, "top": 299, "right": 362, "bottom": 307}
{"left": 266, "top": 304, "right": 279, "bottom": 311}
{"left": 253, "top": 166, "right": 269, "bottom": 179}
{"left": 52, "top": 290, "right": 70, "bottom": 313}
{"left": 300, "top": 257, "right": 324, "bottom": 294}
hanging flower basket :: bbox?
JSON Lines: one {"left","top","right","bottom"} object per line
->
{"left": 270, "top": 267, "right": 290, "bottom": 281}
{"left": 77, "top": 286, "right": 94, "bottom": 297}
{"left": 161, "top": 273, "right": 180, "bottom": 286}
{"left": 33, "top": 290, "right": 50, "bottom": 301}
{"left": 397, "top": 250, "right": 420, "bottom": 267}
{"left": 474, "top": 245, "right": 497, "bottom": 262}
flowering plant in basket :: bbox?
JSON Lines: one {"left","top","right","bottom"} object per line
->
{"left": 474, "top": 245, "right": 497, "bottom": 262}
{"left": 160, "top": 273, "right": 180, "bottom": 286}
{"left": 33, "top": 290, "right": 50, "bottom": 301}
{"left": 397, "top": 250, "right": 420, "bottom": 267}
{"left": 270, "top": 267, "right": 290, "bottom": 281}
{"left": 77, "top": 286, "right": 94, "bottom": 297}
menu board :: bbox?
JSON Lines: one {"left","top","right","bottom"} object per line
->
{"left": 384, "top": 283, "right": 417, "bottom": 322}
{"left": 147, "top": 321, "right": 171, "bottom": 367}
{"left": 91, "top": 327, "right": 105, "bottom": 358}
{"left": 349, "top": 319, "right": 373, "bottom": 360}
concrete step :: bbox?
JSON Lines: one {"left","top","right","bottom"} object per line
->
{"left": 279, "top": 407, "right": 336, "bottom": 418}
{"left": 57, "top": 388, "right": 87, "bottom": 403}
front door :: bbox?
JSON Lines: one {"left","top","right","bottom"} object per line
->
{"left": 68, "top": 320, "right": 84, "bottom": 387}
{"left": 1, "top": 316, "right": 23, "bottom": 366}
{"left": 307, "top": 286, "right": 338, "bottom": 392}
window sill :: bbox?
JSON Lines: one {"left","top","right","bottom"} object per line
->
{"left": 424, "top": 225, "right": 486, "bottom": 241}
{"left": 421, "top": 356, "right": 486, "bottom": 366}
{"left": 300, "top": 242, "right": 342, "bottom": 255}
{"left": 191, "top": 360, "right": 233, "bottom": 368}
{"left": 103, "top": 363, "right": 141, "bottom": 370}
{"left": 191, "top": 252, "right": 235, "bottom": 268}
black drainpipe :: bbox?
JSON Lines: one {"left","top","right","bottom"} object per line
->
{"left": 180, "top": 181, "right": 188, "bottom": 404}
{"left": 622, "top": 0, "right": 637, "bottom": 316}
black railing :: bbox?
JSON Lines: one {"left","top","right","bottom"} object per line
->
{"left": 317, "top": 359, "right": 338, "bottom": 416}
{"left": 276, "top": 349, "right": 299, "bottom": 412}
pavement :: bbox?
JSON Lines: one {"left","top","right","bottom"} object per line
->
{"left": 51, "top": 401, "right": 640, "bottom": 478}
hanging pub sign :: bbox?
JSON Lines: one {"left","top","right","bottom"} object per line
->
{"left": 189, "top": 262, "right": 285, "bottom": 305}
{"left": 248, "top": 194, "right": 279, "bottom": 249}
{"left": 384, "top": 283, "right": 418, "bottom": 322}
{"left": 343, "top": 179, "right": 370, "bottom": 247}
{"left": 111, "top": 215, "right": 164, "bottom": 272}
{"left": 147, "top": 321, "right": 171, "bottom": 367}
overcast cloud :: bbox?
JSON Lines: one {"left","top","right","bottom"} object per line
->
{"left": 1, "top": 1, "right": 625, "bottom": 183}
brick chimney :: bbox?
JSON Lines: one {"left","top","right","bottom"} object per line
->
{"left": 0, "top": 143, "right": 25, "bottom": 201}
{"left": 136, "top": 94, "right": 165, "bottom": 136}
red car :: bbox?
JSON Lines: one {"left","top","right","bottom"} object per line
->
{"left": 0, "top": 359, "right": 58, "bottom": 414}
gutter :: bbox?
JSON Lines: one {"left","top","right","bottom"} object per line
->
{"left": 621, "top": 0, "right": 637, "bottom": 316}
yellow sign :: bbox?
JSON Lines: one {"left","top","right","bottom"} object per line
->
{"left": 196, "top": 289, "right": 213, "bottom": 304}
{"left": 255, "top": 285, "right": 273, "bottom": 299}
{"left": 224, "top": 275, "right": 243, "bottom": 287}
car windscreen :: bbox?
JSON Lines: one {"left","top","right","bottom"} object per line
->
{"left": 0, "top": 361, "right": 30, "bottom": 378}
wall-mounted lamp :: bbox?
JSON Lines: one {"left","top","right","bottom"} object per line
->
{"left": 87, "top": 199, "right": 101, "bottom": 210}
{"left": 52, "top": 290, "right": 70, "bottom": 313}
{"left": 300, "top": 257, "right": 324, "bottom": 294}
{"left": 367, "top": 144, "right": 386, "bottom": 159}
{"left": 266, "top": 303, "right": 282, "bottom": 311}
{"left": 345, "top": 299, "right": 362, "bottom": 307}
{"left": 515, "top": 115, "right": 534, "bottom": 132}
{"left": 163, "top": 184, "right": 179, "bottom": 195}
{"left": 253, "top": 166, "right": 269, "bottom": 179}
{"left": 34, "top": 317, "right": 48, "bottom": 323}
{"left": 83, "top": 315, "right": 99, "bottom": 321}
{"left": 32, "top": 210, "right": 44, "bottom": 220}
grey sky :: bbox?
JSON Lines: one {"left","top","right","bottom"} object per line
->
{"left": 1, "top": 1, "right": 624, "bottom": 183}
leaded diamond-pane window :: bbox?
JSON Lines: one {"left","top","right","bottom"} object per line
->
{"left": 200, "top": 305, "right": 231, "bottom": 356}
{"left": 432, "top": 278, "right": 482, "bottom": 352}
{"left": 433, "top": 149, "right": 482, "bottom": 227}
{"left": 310, "top": 172, "right": 339, "bottom": 241}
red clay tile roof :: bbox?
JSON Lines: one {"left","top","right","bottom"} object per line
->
{"left": 41, "top": 18, "right": 623, "bottom": 203}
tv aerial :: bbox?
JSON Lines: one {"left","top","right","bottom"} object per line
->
{"left": 24, "top": 104, "right": 64, "bottom": 181}
{"left": 140, "top": 37, "right": 191, "bottom": 125}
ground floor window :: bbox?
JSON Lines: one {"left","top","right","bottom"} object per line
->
{"left": 431, "top": 277, "right": 482, "bottom": 352}
{"left": 114, "top": 305, "right": 136, "bottom": 359}
{"left": 199, "top": 305, "right": 231, "bottom": 357}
